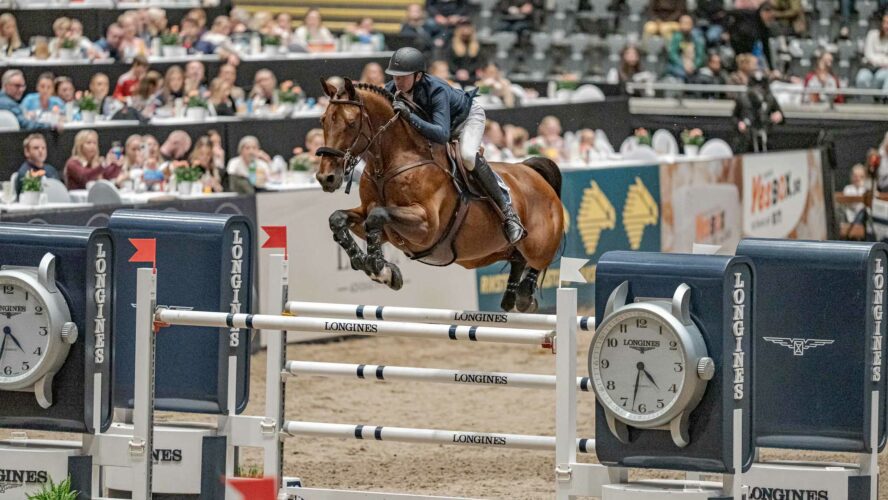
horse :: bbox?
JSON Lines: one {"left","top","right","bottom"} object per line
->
{"left": 315, "top": 78, "right": 563, "bottom": 313}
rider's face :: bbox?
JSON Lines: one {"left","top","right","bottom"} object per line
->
{"left": 393, "top": 73, "right": 417, "bottom": 93}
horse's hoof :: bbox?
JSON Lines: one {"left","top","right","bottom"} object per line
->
{"left": 516, "top": 295, "right": 538, "bottom": 313}
{"left": 350, "top": 256, "right": 365, "bottom": 271}
{"left": 386, "top": 263, "right": 403, "bottom": 290}
{"left": 500, "top": 292, "right": 516, "bottom": 312}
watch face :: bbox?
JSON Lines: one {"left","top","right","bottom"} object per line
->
{"left": 591, "top": 308, "right": 687, "bottom": 424}
{"left": 0, "top": 277, "right": 51, "bottom": 384}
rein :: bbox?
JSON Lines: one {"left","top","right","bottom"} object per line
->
{"left": 316, "top": 94, "right": 401, "bottom": 194}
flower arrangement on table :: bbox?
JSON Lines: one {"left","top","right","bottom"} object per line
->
{"left": 277, "top": 80, "right": 303, "bottom": 104}
{"left": 76, "top": 91, "right": 98, "bottom": 112}
{"left": 261, "top": 34, "right": 281, "bottom": 47}
{"left": 680, "top": 128, "right": 705, "bottom": 147}
{"left": 633, "top": 128, "right": 652, "bottom": 147}
{"left": 21, "top": 170, "right": 44, "bottom": 193}
{"left": 186, "top": 90, "right": 208, "bottom": 109}
{"left": 60, "top": 37, "right": 79, "bottom": 50}
{"left": 160, "top": 27, "right": 182, "bottom": 46}
{"left": 172, "top": 161, "right": 202, "bottom": 184}
{"left": 556, "top": 73, "right": 580, "bottom": 91}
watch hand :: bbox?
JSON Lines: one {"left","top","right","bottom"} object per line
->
{"left": 631, "top": 367, "right": 641, "bottom": 407}
{"left": 642, "top": 368, "right": 659, "bottom": 390}
{"left": 5, "top": 330, "right": 23, "bottom": 352}
{"left": 0, "top": 333, "right": 6, "bottom": 362}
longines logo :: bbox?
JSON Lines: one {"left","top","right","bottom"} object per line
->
{"left": 0, "top": 305, "right": 25, "bottom": 319}
{"left": 152, "top": 448, "right": 183, "bottom": 464}
{"left": 0, "top": 482, "right": 22, "bottom": 494}
{"left": 0, "top": 468, "right": 48, "bottom": 493}
{"left": 762, "top": 337, "right": 834, "bottom": 356}
{"left": 749, "top": 486, "right": 827, "bottom": 499}
{"left": 624, "top": 338, "right": 660, "bottom": 354}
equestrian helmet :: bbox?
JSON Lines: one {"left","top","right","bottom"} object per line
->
{"left": 386, "top": 47, "right": 426, "bottom": 76}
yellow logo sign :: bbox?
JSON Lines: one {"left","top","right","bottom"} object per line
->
{"left": 577, "top": 181, "right": 616, "bottom": 255}
{"left": 622, "top": 177, "right": 659, "bottom": 250}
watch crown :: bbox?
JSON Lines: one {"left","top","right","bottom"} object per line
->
{"left": 61, "top": 322, "right": 78, "bottom": 344}
{"left": 697, "top": 357, "right": 715, "bottom": 381}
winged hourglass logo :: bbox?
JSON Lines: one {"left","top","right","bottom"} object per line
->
{"left": 762, "top": 337, "right": 834, "bottom": 356}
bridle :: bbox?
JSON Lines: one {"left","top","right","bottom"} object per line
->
{"left": 316, "top": 92, "right": 400, "bottom": 194}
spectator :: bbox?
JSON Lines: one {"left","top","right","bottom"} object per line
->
{"left": 207, "top": 129, "right": 226, "bottom": 173}
{"left": 772, "top": 0, "right": 806, "bottom": 36}
{"left": 218, "top": 63, "right": 245, "bottom": 103}
{"left": 448, "top": 21, "right": 482, "bottom": 82}
{"left": 227, "top": 135, "right": 271, "bottom": 193}
{"left": 482, "top": 120, "right": 511, "bottom": 161}
{"left": 726, "top": 3, "right": 775, "bottom": 71}
{"left": 146, "top": 8, "right": 168, "bottom": 38}
{"left": 294, "top": 8, "right": 336, "bottom": 48}
{"left": 360, "top": 62, "right": 386, "bottom": 87}
{"left": 89, "top": 73, "right": 117, "bottom": 117}
{"left": 143, "top": 134, "right": 161, "bottom": 164}
{"left": 0, "top": 70, "right": 58, "bottom": 131}
{"left": 0, "top": 13, "right": 23, "bottom": 56}
{"left": 197, "top": 15, "right": 235, "bottom": 54}
{"left": 68, "top": 19, "right": 99, "bottom": 59}
{"left": 179, "top": 17, "right": 203, "bottom": 51}
{"left": 803, "top": 51, "right": 843, "bottom": 104}
{"left": 428, "top": 60, "right": 461, "bottom": 87}
{"left": 577, "top": 129, "right": 609, "bottom": 163}
{"left": 504, "top": 124, "right": 529, "bottom": 158}
{"left": 64, "top": 129, "right": 121, "bottom": 190}
{"left": 497, "top": 0, "right": 542, "bottom": 45}
{"left": 49, "top": 17, "right": 72, "bottom": 58}
{"left": 141, "top": 133, "right": 164, "bottom": 188}
{"left": 475, "top": 62, "right": 516, "bottom": 107}
{"left": 348, "top": 17, "right": 385, "bottom": 47}
{"left": 644, "top": 0, "right": 687, "bottom": 39}
{"left": 118, "top": 11, "right": 149, "bottom": 59}
{"left": 856, "top": 14, "right": 888, "bottom": 92}
{"left": 876, "top": 132, "right": 888, "bottom": 190}
{"left": 95, "top": 23, "right": 124, "bottom": 61}
{"left": 273, "top": 13, "right": 294, "bottom": 45}
{"left": 609, "top": 45, "right": 656, "bottom": 93}
{"left": 400, "top": 3, "right": 442, "bottom": 54}
{"left": 843, "top": 164, "right": 868, "bottom": 223}
{"left": 115, "top": 134, "right": 144, "bottom": 187}
{"left": 21, "top": 72, "right": 64, "bottom": 119}
{"left": 208, "top": 78, "right": 235, "bottom": 116}
{"left": 528, "top": 116, "right": 566, "bottom": 161}
{"left": 229, "top": 7, "right": 252, "bottom": 34}
{"left": 54, "top": 77, "right": 76, "bottom": 105}
{"left": 289, "top": 128, "right": 324, "bottom": 174}
{"left": 190, "top": 136, "right": 224, "bottom": 193}
{"left": 113, "top": 55, "right": 150, "bottom": 100}
{"left": 694, "top": 0, "right": 728, "bottom": 45}
{"left": 185, "top": 60, "right": 208, "bottom": 96}
{"left": 186, "top": 8, "right": 208, "bottom": 32}
{"left": 728, "top": 53, "right": 758, "bottom": 86}
{"left": 160, "top": 130, "right": 192, "bottom": 162}
{"left": 130, "top": 71, "right": 163, "bottom": 118}
{"left": 160, "top": 65, "right": 185, "bottom": 106}
{"left": 251, "top": 69, "right": 277, "bottom": 106}
{"left": 732, "top": 72, "right": 784, "bottom": 152}
{"left": 427, "top": 0, "right": 469, "bottom": 32}
{"left": 666, "top": 15, "right": 706, "bottom": 81}
{"left": 15, "top": 134, "right": 60, "bottom": 195}
{"left": 691, "top": 52, "right": 729, "bottom": 96}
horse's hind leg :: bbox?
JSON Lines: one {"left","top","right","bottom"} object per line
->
{"left": 501, "top": 253, "right": 526, "bottom": 312}
{"left": 364, "top": 207, "right": 404, "bottom": 290}
{"left": 515, "top": 267, "right": 541, "bottom": 313}
{"left": 329, "top": 208, "right": 368, "bottom": 272}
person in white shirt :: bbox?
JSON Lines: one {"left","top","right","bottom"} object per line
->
{"left": 856, "top": 14, "right": 888, "bottom": 91}
{"left": 226, "top": 135, "right": 271, "bottom": 194}
{"left": 293, "top": 8, "right": 335, "bottom": 49}
{"left": 843, "top": 163, "right": 869, "bottom": 224}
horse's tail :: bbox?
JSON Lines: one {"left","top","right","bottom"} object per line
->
{"left": 521, "top": 156, "right": 562, "bottom": 200}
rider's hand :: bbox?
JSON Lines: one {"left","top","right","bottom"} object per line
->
{"left": 393, "top": 100, "right": 411, "bottom": 117}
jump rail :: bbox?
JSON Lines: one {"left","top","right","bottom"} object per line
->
{"left": 285, "top": 361, "right": 594, "bottom": 392}
{"left": 283, "top": 301, "right": 595, "bottom": 331}
{"left": 283, "top": 421, "right": 595, "bottom": 454}
{"left": 154, "top": 309, "right": 554, "bottom": 346}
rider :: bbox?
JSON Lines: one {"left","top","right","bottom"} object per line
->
{"left": 384, "top": 47, "right": 527, "bottom": 245}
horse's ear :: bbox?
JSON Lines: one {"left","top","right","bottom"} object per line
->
{"left": 344, "top": 78, "right": 356, "bottom": 100}
{"left": 320, "top": 77, "right": 336, "bottom": 98}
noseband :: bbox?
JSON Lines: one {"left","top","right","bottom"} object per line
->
{"left": 316, "top": 93, "right": 400, "bottom": 194}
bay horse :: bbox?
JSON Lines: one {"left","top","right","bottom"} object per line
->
{"left": 315, "top": 78, "right": 563, "bottom": 312}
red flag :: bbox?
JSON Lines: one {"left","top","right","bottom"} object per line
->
{"left": 261, "top": 226, "right": 288, "bottom": 260}
{"left": 225, "top": 477, "right": 276, "bottom": 500}
{"left": 129, "top": 238, "right": 156, "bottom": 272}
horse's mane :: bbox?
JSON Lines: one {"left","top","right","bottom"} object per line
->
{"left": 345, "top": 82, "right": 395, "bottom": 105}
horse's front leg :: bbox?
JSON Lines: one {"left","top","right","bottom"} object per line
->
{"left": 363, "top": 204, "right": 430, "bottom": 291}
{"left": 329, "top": 207, "right": 368, "bottom": 272}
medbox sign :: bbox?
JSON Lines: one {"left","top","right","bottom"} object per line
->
{"left": 741, "top": 151, "right": 817, "bottom": 238}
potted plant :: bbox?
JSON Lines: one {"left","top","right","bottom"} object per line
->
{"left": 633, "top": 128, "right": 652, "bottom": 147}
{"left": 681, "top": 128, "right": 705, "bottom": 156}
{"left": 160, "top": 27, "right": 186, "bottom": 58}
{"left": 277, "top": 80, "right": 302, "bottom": 114}
{"left": 58, "top": 37, "right": 80, "bottom": 60}
{"left": 185, "top": 91, "right": 208, "bottom": 121}
{"left": 288, "top": 147, "right": 316, "bottom": 183}
{"left": 262, "top": 34, "right": 281, "bottom": 55}
{"left": 173, "top": 162, "right": 202, "bottom": 195}
{"left": 19, "top": 170, "right": 44, "bottom": 206}
{"left": 76, "top": 90, "right": 98, "bottom": 123}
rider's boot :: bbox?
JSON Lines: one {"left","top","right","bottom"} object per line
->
{"left": 471, "top": 153, "right": 527, "bottom": 245}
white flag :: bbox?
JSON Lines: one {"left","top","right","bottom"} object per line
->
{"left": 560, "top": 257, "right": 589, "bottom": 284}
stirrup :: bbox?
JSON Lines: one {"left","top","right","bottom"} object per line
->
{"left": 504, "top": 216, "right": 527, "bottom": 245}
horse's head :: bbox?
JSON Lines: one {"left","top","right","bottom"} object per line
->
{"left": 316, "top": 77, "right": 371, "bottom": 192}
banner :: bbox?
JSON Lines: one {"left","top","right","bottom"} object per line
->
{"left": 476, "top": 165, "right": 662, "bottom": 312}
